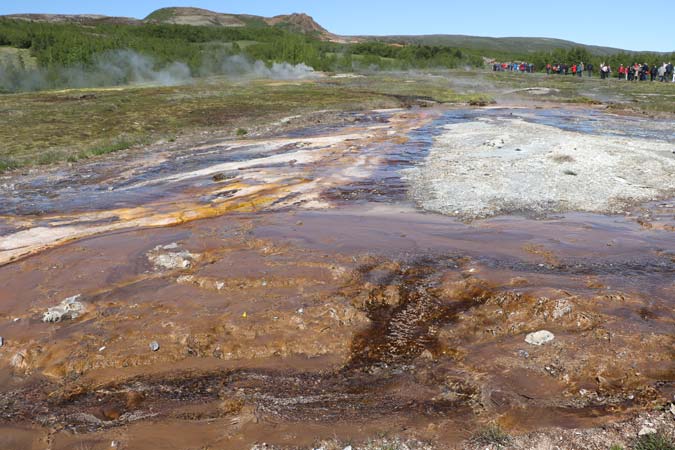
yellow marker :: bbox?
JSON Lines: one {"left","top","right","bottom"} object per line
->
{"left": 242, "top": 312, "right": 247, "bottom": 318}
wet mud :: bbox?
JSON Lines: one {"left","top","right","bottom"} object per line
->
{"left": 0, "top": 105, "right": 674, "bottom": 449}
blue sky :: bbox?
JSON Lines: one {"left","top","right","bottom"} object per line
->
{"left": 2, "top": 1, "right": 674, "bottom": 52}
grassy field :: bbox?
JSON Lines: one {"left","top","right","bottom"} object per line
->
{"left": 0, "top": 74, "right": 490, "bottom": 172}
{"left": 482, "top": 71, "right": 675, "bottom": 113}
{"left": 0, "top": 70, "right": 672, "bottom": 173}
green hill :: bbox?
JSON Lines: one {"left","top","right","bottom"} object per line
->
{"left": 5, "top": 7, "right": 672, "bottom": 54}
{"left": 365, "top": 35, "right": 629, "bottom": 57}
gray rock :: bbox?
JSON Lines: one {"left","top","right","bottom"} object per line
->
{"left": 10, "top": 351, "right": 26, "bottom": 369}
{"left": 147, "top": 244, "right": 200, "bottom": 271}
{"left": 525, "top": 330, "right": 555, "bottom": 346}
{"left": 638, "top": 426, "right": 657, "bottom": 436}
{"left": 0, "top": 336, "right": 4, "bottom": 347}
{"left": 42, "top": 294, "right": 84, "bottom": 323}
{"left": 552, "top": 299, "right": 573, "bottom": 319}
{"left": 149, "top": 341, "right": 160, "bottom": 352}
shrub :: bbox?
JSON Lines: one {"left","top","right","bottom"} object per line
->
{"left": 634, "top": 433, "right": 675, "bottom": 450}
{"left": 471, "top": 424, "right": 511, "bottom": 447}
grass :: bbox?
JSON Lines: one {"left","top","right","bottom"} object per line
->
{"left": 633, "top": 433, "right": 675, "bottom": 450}
{"left": 484, "top": 70, "right": 675, "bottom": 113}
{"left": 2, "top": 69, "right": 671, "bottom": 174}
{"left": 144, "top": 7, "right": 177, "bottom": 22}
{"left": 0, "top": 46, "right": 38, "bottom": 70}
{"left": 470, "top": 424, "right": 512, "bottom": 448}
{"left": 0, "top": 73, "right": 490, "bottom": 173}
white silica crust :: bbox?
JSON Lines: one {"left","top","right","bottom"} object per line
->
{"left": 525, "top": 330, "right": 555, "bottom": 346}
{"left": 404, "top": 117, "right": 675, "bottom": 219}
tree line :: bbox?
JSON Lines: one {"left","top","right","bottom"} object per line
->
{"left": 0, "top": 18, "right": 483, "bottom": 91}
{"left": 524, "top": 47, "right": 675, "bottom": 74}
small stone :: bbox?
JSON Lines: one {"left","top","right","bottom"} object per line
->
{"left": 669, "top": 403, "right": 675, "bottom": 417}
{"left": 518, "top": 349, "right": 529, "bottom": 358}
{"left": 420, "top": 349, "right": 434, "bottom": 360}
{"left": 525, "top": 330, "right": 555, "bottom": 346}
{"left": 343, "top": 446, "right": 353, "bottom": 450}
{"left": 0, "top": 336, "right": 3, "bottom": 347}
{"left": 212, "top": 173, "right": 231, "bottom": 182}
{"left": 149, "top": 341, "right": 160, "bottom": 352}
{"left": 638, "top": 426, "right": 657, "bottom": 436}
{"left": 552, "top": 299, "right": 573, "bottom": 319}
{"left": 10, "top": 352, "right": 26, "bottom": 369}
{"left": 43, "top": 294, "right": 84, "bottom": 323}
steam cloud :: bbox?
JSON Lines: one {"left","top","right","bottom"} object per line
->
{"left": 0, "top": 50, "right": 318, "bottom": 92}
{"left": 213, "top": 54, "right": 317, "bottom": 80}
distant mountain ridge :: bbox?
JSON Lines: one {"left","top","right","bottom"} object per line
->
{"left": 363, "top": 35, "right": 632, "bottom": 57}
{"left": 3, "top": 13, "right": 140, "bottom": 26}
{"left": 3, "top": 7, "right": 669, "bottom": 55}
{"left": 3, "top": 7, "right": 342, "bottom": 40}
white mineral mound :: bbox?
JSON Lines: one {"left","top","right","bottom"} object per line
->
{"left": 404, "top": 117, "right": 675, "bottom": 218}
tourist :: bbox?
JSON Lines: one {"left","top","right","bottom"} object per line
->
{"left": 657, "top": 63, "right": 666, "bottom": 82}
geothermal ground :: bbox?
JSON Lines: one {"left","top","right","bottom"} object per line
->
{"left": 0, "top": 73, "right": 674, "bottom": 450}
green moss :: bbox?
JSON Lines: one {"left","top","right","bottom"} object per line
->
{"left": 634, "top": 433, "right": 675, "bottom": 450}
{"left": 0, "top": 77, "right": 404, "bottom": 172}
{"left": 471, "top": 424, "right": 512, "bottom": 448}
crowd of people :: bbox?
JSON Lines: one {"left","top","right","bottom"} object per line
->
{"left": 492, "top": 59, "right": 675, "bottom": 82}
{"left": 545, "top": 63, "right": 594, "bottom": 77}
{"left": 492, "top": 62, "right": 536, "bottom": 73}
{"left": 615, "top": 62, "right": 674, "bottom": 82}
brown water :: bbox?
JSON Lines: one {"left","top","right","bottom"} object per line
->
{"left": 0, "top": 106, "right": 673, "bottom": 449}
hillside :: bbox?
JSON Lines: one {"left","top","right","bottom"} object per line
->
{"left": 4, "top": 8, "right": 666, "bottom": 54}
{"left": 362, "top": 34, "right": 629, "bottom": 57}
{"left": 144, "top": 7, "right": 249, "bottom": 27}
{"left": 4, "top": 13, "right": 140, "bottom": 26}
{"left": 145, "top": 7, "right": 344, "bottom": 41}
{"left": 4, "top": 8, "right": 346, "bottom": 42}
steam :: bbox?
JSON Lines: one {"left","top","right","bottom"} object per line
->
{"left": 0, "top": 50, "right": 318, "bottom": 93}
{"left": 215, "top": 55, "right": 317, "bottom": 80}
